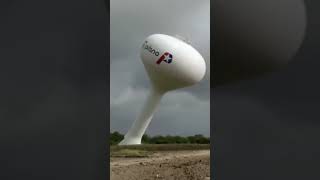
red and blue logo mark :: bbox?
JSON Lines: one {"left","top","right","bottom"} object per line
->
{"left": 156, "top": 52, "right": 173, "bottom": 64}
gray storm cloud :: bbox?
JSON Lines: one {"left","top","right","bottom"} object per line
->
{"left": 110, "top": 0, "right": 210, "bottom": 136}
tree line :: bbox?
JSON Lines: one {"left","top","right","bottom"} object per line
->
{"left": 110, "top": 131, "right": 210, "bottom": 145}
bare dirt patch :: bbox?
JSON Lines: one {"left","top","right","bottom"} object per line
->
{"left": 110, "top": 150, "right": 210, "bottom": 180}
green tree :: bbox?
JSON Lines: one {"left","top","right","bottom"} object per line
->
{"left": 150, "top": 136, "right": 169, "bottom": 144}
{"left": 174, "top": 136, "right": 189, "bottom": 144}
{"left": 110, "top": 131, "right": 124, "bottom": 145}
{"left": 142, "top": 134, "right": 150, "bottom": 144}
{"left": 109, "top": 132, "right": 210, "bottom": 145}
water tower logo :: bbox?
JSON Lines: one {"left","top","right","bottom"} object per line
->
{"left": 156, "top": 52, "right": 173, "bottom": 64}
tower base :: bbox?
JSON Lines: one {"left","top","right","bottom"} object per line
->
{"left": 118, "top": 136, "right": 142, "bottom": 145}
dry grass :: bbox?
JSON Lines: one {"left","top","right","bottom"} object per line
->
{"left": 110, "top": 149, "right": 152, "bottom": 158}
{"left": 110, "top": 144, "right": 210, "bottom": 158}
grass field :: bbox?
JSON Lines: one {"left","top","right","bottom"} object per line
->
{"left": 110, "top": 143, "right": 210, "bottom": 152}
{"left": 110, "top": 144, "right": 210, "bottom": 157}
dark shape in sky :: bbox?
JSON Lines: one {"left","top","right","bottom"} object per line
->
{"left": 213, "top": 0, "right": 320, "bottom": 179}
{"left": 212, "top": 0, "right": 306, "bottom": 87}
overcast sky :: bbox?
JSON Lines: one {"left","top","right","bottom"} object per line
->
{"left": 110, "top": 0, "right": 210, "bottom": 136}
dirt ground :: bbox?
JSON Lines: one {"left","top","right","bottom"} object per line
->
{"left": 110, "top": 150, "right": 210, "bottom": 180}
